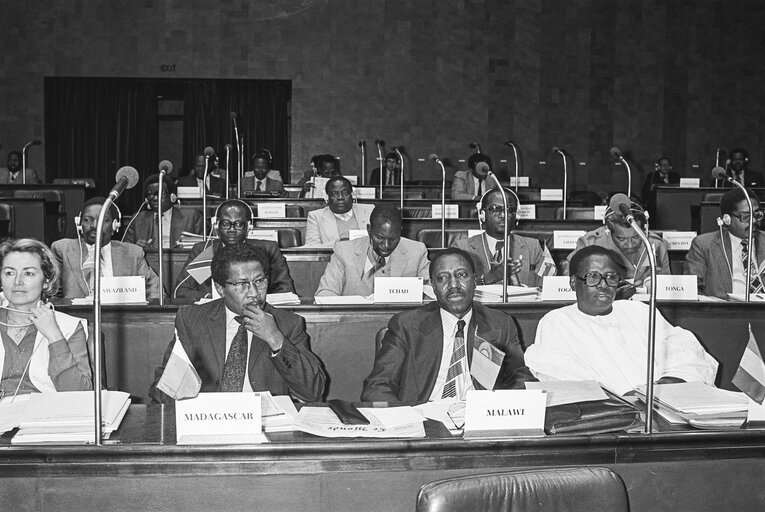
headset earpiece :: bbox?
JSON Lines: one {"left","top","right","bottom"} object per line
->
{"left": 112, "top": 204, "right": 122, "bottom": 233}
{"left": 74, "top": 216, "right": 82, "bottom": 235}
{"left": 170, "top": 193, "right": 178, "bottom": 203}
{"left": 721, "top": 214, "right": 732, "bottom": 226}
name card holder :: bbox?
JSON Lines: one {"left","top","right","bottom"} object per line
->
{"left": 540, "top": 189, "right": 563, "bottom": 201}
{"left": 432, "top": 204, "right": 459, "bottom": 219}
{"left": 463, "top": 389, "right": 546, "bottom": 438}
{"left": 593, "top": 205, "right": 607, "bottom": 220}
{"left": 540, "top": 276, "right": 576, "bottom": 301}
{"left": 257, "top": 203, "right": 286, "bottom": 218}
{"left": 177, "top": 186, "right": 201, "bottom": 199}
{"left": 175, "top": 392, "right": 267, "bottom": 445}
{"left": 348, "top": 229, "right": 367, "bottom": 240}
{"left": 509, "top": 176, "right": 530, "bottom": 187}
{"left": 655, "top": 275, "right": 698, "bottom": 300}
{"left": 661, "top": 231, "right": 697, "bottom": 251}
{"left": 517, "top": 204, "right": 536, "bottom": 220}
{"left": 374, "top": 277, "right": 423, "bottom": 303}
{"left": 552, "top": 230, "right": 585, "bottom": 250}
{"left": 100, "top": 276, "right": 147, "bottom": 304}
{"left": 679, "top": 178, "right": 701, "bottom": 188}
{"left": 354, "top": 187, "right": 376, "bottom": 199}
{"left": 311, "top": 177, "right": 330, "bottom": 200}
{"left": 248, "top": 230, "right": 279, "bottom": 243}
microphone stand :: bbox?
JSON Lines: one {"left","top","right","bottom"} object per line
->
{"left": 225, "top": 145, "right": 231, "bottom": 200}
{"left": 359, "top": 141, "right": 366, "bottom": 186}
{"left": 726, "top": 179, "right": 756, "bottom": 302}
{"left": 238, "top": 136, "right": 245, "bottom": 199}
{"left": 376, "top": 142, "right": 384, "bottom": 199}
{"left": 507, "top": 141, "right": 520, "bottom": 194}
{"left": 203, "top": 155, "right": 210, "bottom": 241}
{"left": 486, "top": 171, "right": 508, "bottom": 302}
{"left": 433, "top": 158, "right": 447, "bottom": 248}
{"left": 22, "top": 141, "right": 34, "bottom": 185}
{"left": 619, "top": 155, "right": 633, "bottom": 197}
{"left": 394, "top": 147, "right": 405, "bottom": 211}
{"left": 157, "top": 171, "right": 166, "bottom": 306}
{"left": 555, "top": 149, "right": 568, "bottom": 219}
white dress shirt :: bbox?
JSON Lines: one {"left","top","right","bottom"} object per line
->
{"left": 429, "top": 308, "right": 475, "bottom": 400}
{"left": 224, "top": 306, "right": 254, "bottom": 392}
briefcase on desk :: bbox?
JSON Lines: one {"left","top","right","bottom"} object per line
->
{"left": 545, "top": 398, "right": 641, "bottom": 435}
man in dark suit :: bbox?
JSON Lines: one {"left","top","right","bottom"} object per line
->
{"left": 242, "top": 150, "right": 285, "bottom": 196}
{"left": 719, "top": 148, "right": 764, "bottom": 188}
{"left": 177, "top": 154, "right": 227, "bottom": 197}
{"left": 122, "top": 173, "right": 203, "bottom": 248}
{"left": 174, "top": 198, "right": 294, "bottom": 298}
{"left": 368, "top": 152, "right": 402, "bottom": 186}
{"left": 361, "top": 247, "right": 534, "bottom": 403}
{"left": 642, "top": 156, "right": 681, "bottom": 200}
{"left": 686, "top": 187, "right": 765, "bottom": 298}
{"left": 150, "top": 243, "right": 326, "bottom": 402}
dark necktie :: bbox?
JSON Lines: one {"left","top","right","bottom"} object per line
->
{"left": 492, "top": 241, "right": 504, "bottom": 265}
{"left": 150, "top": 214, "right": 159, "bottom": 249}
{"left": 442, "top": 320, "right": 466, "bottom": 399}
{"left": 741, "top": 240, "right": 763, "bottom": 293}
{"left": 255, "top": 180, "right": 262, "bottom": 191}
{"left": 220, "top": 317, "right": 248, "bottom": 392}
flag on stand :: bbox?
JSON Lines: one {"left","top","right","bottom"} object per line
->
{"left": 732, "top": 324, "right": 765, "bottom": 404}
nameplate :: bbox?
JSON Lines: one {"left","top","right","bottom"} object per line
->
{"left": 594, "top": 205, "right": 607, "bottom": 220}
{"left": 100, "top": 276, "right": 146, "bottom": 304}
{"left": 346, "top": 175, "right": 358, "bottom": 185}
{"left": 679, "top": 178, "right": 700, "bottom": 188}
{"left": 655, "top": 275, "right": 698, "bottom": 300}
{"left": 463, "top": 389, "right": 546, "bottom": 438}
{"left": 255, "top": 203, "right": 285, "bottom": 218}
{"left": 540, "top": 276, "right": 576, "bottom": 301}
{"left": 509, "top": 176, "right": 530, "bottom": 187}
{"left": 248, "top": 229, "right": 279, "bottom": 242}
{"left": 311, "top": 177, "right": 330, "bottom": 200}
{"left": 661, "top": 231, "right": 696, "bottom": 251}
{"left": 552, "top": 230, "right": 585, "bottom": 249}
{"left": 540, "top": 188, "right": 563, "bottom": 201}
{"left": 468, "top": 229, "right": 484, "bottom": 238}
{"left": 348, "top": 229, "right": 367, "bottom": 240}
{"left": 373, "top": 277, "right": 423, "bottom": 303}
{"left": 432, "top": 204, "right": 459, "bottom": 219}
{"left": 354, "top": 187, "right": 376, "bottom": 199}
{"left": 175, "top": 392, "right": 266, "bottom": 445}
{"left": 177, "top": 186, "right": 201, "bottom": 199}
{"left": 517, "top": 204, "right": 536, "bottom": 220}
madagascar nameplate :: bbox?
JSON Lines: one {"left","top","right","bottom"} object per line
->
{"left": 373, "top": 277, "right": 423, "bottom": 303}
{"left": 175, "top": 392, "right": 266, "bottom": 445}
{"left": 463, "top": 389, "right": 546, "bottom": 438}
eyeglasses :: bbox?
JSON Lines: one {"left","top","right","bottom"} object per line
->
{"left": 573, "top": 271, "right": 621, "bottom": 287}
{"left": 225, "top": 277, "right": 268, "bottom": 294}
{"left": 218, "top": 220, "right": 248, "bottom": 230}
{"left": 484, "top": 205, "right": 518, "bottom": 216}
{"left": 328, "top": 190, "right": 352, "bottom": 200}
{"left": 730, "top": 210, "right": 765, "bottom": 223}
{"left": 146, "top": 189, "right": 168, "bottom": 198}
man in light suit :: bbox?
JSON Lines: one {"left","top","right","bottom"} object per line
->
{"left": 51, "top": 197, "right": 161, "bottom": 299}
{"left": 305, "top": 176, "right": 374, "bottom": 246}
{"left": 686, "top": 187, "right": 765, "bottom": 298}
{"left": 361, "top": 247, "right": 534, "bottom": 403}
{"left": 315, "top": 204, "right": 429, "bottom": 296}
{"left": 150, "top": 243, "right": 326, "bottom": 402}
{"left": 453, "top": 187, "right": 555, "bottom": 287}
{"left": 451, "top": 153, "right": 492, "bottom": 200}
{"left": 122, "top": 173, "right": 203, "bottom": 248}
{"left": 0, "top": 150, "right": 40, "bottom": 184}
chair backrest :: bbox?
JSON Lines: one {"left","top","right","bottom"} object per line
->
{"left": 277, "top": 227, "right": 302, "bottom": 248}
{"left": 402, "top": 206, "right": 433, "bottom": 218}
{"left": 416, "top": 467, "right": 629, "bottom": 512}
{"left": 554, "top": 206, "right": 596, "bottom": 220}
{"left": 375, "top": 327, "right": 388, "bottom": 354}
{"left": 0, "top": 203, "right": 14, "bottom": 238}
{"left": 285, "top": 204, "right": 305, "bottom": 218}
{"left": 13, "top": 189, "right": 65, "bottom": 205}
{"left": 416, "top": 229, "right": 469, "bottom": 248}
{"left": 703, "top": 192, "right": 724, "bottom": 203}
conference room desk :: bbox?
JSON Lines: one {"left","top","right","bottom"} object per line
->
{"left": 59, "top": 300, "right": 764, "bottom": 404}
{"left": 654, "top": 186, "right": 765, "bottom": 231}
{"left": 1, "top": 404, "right": 764, "bottom": 512}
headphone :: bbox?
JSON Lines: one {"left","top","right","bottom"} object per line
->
{"left": 211, "top": 199, "right": 255, "bottom": 232}
{"left": 476, "top": 187, "right": 521, "bottom": 224}
{"left": 74, "top": 203, "right": 123, "bottom": 235}
{"left": 602, "top": 200, "right": 648, "bottom": 233}
{"left": 252, "top": 149, "right": 273, "bottom": 166}
{"left": 718, "top": 214, "right": 732, "bottom": 227}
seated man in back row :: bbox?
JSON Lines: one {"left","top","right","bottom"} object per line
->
{"left": 361, "top": 247, "right": 534, "bottom": 403}
{"left": 174, "top": 199, "right": 294, "bottom": 299}
{"left": 453, "top": 187, "right": 556, "bottom": 287}
{"left": 304, "top": 176, "right": 374, "bottom": 247}
{"left": 525, "top": 246, "right": 718, "bottom": 396}
{"left": 315, "top": 204, "right": 429, "bottom": 296}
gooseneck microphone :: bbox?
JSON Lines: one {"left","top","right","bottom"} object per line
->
{"left": 468, "top": 141, "right": 482, "bottom": 154}
{"left": 610, "top": 193, "right": 658, "bottom": 433}
{"left": 393, "top": 146, "right": 405, "bottom": 211}
{"left": 224, "top": 144, "right": 232, "bottom": 200}
{"left": 231, "top": 113, "right": 242, "bottom": 198}
{"left": 429, "top": 153, "right": 447, "bottom": 248}
{"left": 610, "top": 146, "right": 632, "bottom": 197}
{"left": 504, "top": 140, "right": 521, "bottom": 193}
{"left": 21, "top": 139, "right": 42, "bottom": 185}
{"left": 375, "top": 140, "right": 385, "bottom": 198}
{"left": 552, "top": 146, "right": 568, "bottom": 219}
{"left": 713, "top": 167, "right": 755, "bottom": 302}
{"left": 202, "top": 147, "right": 216, "bottom": 240}
{"left": 477, "top": 161, "right": 511, "bottom": 302}
{"left": 108, "top": 166, "right": 139, "bottom": 202}
{"left": 158, "top": 160, "right": 173, "bottom": 174}
{"left": 359, "top": 140, "right": 367, "bottom": 186}
{"left": 157, "top": 162, "right": 173, "bottom": 306}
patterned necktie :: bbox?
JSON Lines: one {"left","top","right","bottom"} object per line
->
{"left": 150, "top": 214, "right": 159, "bottom": 249}
{"left": 741, "top": 240, "right": 763, "bottom": 293}
{"left": 255, "top": 180, "right": 263, "bottom": 191}
{"left": 366, "top": 255, "right": 386, "bottom": 280}
{"left": 492, "top": 240, "right": 504, "bottom": 265}
{"left": 442, "top": 320, "right": 466, "bottom": 399}
{"left": 220, "top": 317, "right": 248, "bottom": 392}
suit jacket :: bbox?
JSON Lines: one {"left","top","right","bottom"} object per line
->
{"left": 122, "top": 206, "right": 203, "bottom": 248}
{"left": 304, "top": 204, "right": 374, "bottom": 247}
{"left": 368, "top": 167, "right": 401, "bottom": 186}
{"left": 642, "top": 171, "right": 681, "bottom": 198}
{"left": 451, "top": 170, "right": 487, "bottom": 200}
{"left": 243, "top": 176, "right": 285, "bottom": 196}
{"left": 452, "top": 233, "right": 550, "bottom": 287}
{"left": 51, "top": 239, "right": 161, "bottom": 299}
{"left": 149, "top": 300, "right": 326, "bottom": 403}
{"left": 177, "top": 174, "right": 227, "bottom": 197}
{"left": 361, "top": 301, "right": 535, "bottom": 403}
{"left": 685, "top": 230, "right": 765, "bottom": 298}
{"left": 0, "top": 167, "right": 40, "bottom": 184}
{"left": 720, "top": 170, "right": 765, "bottom": 188}
{"left": 175, "top": 239, "right": 295, "bottom": 299}
{"left": 315, "top": 236, "right": 429, "bottom": 296}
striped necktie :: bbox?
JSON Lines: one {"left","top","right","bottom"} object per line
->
{"left": 492, "top": 241, "right": 504, "bottom": 265}
{"left": 220, "top": 316, "right": 248, "bottom": 392}
{"left": 150, "top": 214, "right": 159, "bottom": 248}
{"left": 442, "top": 320, "right": 466, "bottom": 399}
{"left": 741, "top": 240, "right": 764, "bottom": 293}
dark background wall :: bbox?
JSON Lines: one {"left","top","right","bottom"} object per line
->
{"left": 2, "top": 0, "right": 764, "bottom": 196}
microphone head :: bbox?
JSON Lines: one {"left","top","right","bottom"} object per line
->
{"left": 551, "top": 146, "right": 561, "bottom": 154}
{"left": 158, "top": 160, "right": 173, "bottom": 173}
{"left": 32, "top": 139, "right": 42, "bottom": 146}
{"left": 358, "top": 140, "right": 366, "bottom": 147}
{"left": 116, "top": 166, "right": 140, "bottom": 189}
{"left": 475, "top": 161, "right": 490, "bottom": 176}
{"left": 204, "top": 146, "right": 215, "bottom": 157}
{"left": 609, "top": 193, "right": 632, "bottom": 216}
{"left": 375, "top": 139, "right": 386, "bottom": 146}
{"left": 712, "top": 166, "right": 728, "bottom": 180}
{"left": 428, "top": 153, "right": 441, "bottom": 163}
{"left": 224, "top": 144, "right": 232, "bottom": 151}
{"left": 468, "top": 142, "right": 478, "bottom": 149}
{"left": 609, "top": 146, "right": 622, "bottom": 158}
{"left": 504, "top": 140, "right": 514, "bottom": 146}
{"left": 230, "top": 112, "right": 237, "bottom": 120}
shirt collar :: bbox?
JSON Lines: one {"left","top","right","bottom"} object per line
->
{"left": 333, "top": 209, "right": 355, "bottom": 222}
{"left": 439, "top": 307, "right": 474, "bottom": 334}
{"left": 224, "top": 305, "right": 240, "bottom": 327}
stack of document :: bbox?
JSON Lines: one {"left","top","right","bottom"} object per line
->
{"left": 266, "top": 292, "right": 301, "bottom": 305}
{"left": 313, "top": 295, "right": 374, "bottom": 305}
{"left": 176, "top": 232, "right": 212, "bottom": 249}
{"left": 473, "top": 285, "right": 540, "bottom": 302}
{"left": 260, "top": 392, "right": 299, "bottom": 432}
{"left": 0, "top": 391, "right": 131, "bottom": 444}
{"left": 294, "top": 406, "right": 425, "bottom": 438}
{"left": 634, "top": 382, "right": 749, "bottom": 428}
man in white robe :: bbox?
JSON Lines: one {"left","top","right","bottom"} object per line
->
{"left": 525, "top": 245, "right": 718, "bottom": 396}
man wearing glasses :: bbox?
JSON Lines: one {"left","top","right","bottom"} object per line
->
{"left": 174, "top": 199, "right": 295, "bottom": 299}
{"left": 453, "top": 187, "right": 556, "bottom": 287}
{"left": 525, "top": 246, "right": 717, "bottom": 396}
{"left": 304, "top": 176, "right": 374, "bottom": 247}
{"left": 686, "top": 188, "right": 765, "bottom": 298}
{"left": 150, "top": 243, "right": 325, "bottom": 401}
{"left": 123, "top": 173, "right": 203, "bottom": 248}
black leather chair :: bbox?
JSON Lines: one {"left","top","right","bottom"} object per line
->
{"left": 554, "top": 206, "right": 596, "bottom": 220}
{"left": 0, "top": 203, "right": 13, "bottom": 238}
{"left": 277, "top": 227, "right": 303, "bottom": 248}
{"left": 13, "top": 189, "right": 67, "bottom": 238}
{"left": 416, "top": 467, "right": 629, "bottom": 512}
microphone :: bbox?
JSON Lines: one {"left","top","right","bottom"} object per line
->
{"left": 712, "top": 166, "right": 729, "bottom": 182}
{"left": 504, "top": 140, "right": 515, "bottom": 146}
{"left": 475, "top": 161, "right": 490, "bottom": 177}
{"left": 224, "top": 144, "right": 232, "bottom": 151}
{"left": 429, "top": 153, "right": 442, "bottom": 164}
{"left": 204, "top": 146, "right": 215, "bottom": 158}
{"left": 610, "top": 146, "right": 622, "bottom": 159}
{"left": 358, "top": 139, "right": 366, "bottom": 147}
{"left": 158, "top": 160, "right": 173, "bottom": 174}
{"left": 230, "top": 112, "right": 238, "bottom": 129}
{"left": 375, "top": 139, "right": 386, "bottom": 147}
{"left": 108, "top": 166, "right": 139, "bottom": 201}
{"left": 609, "top": 193, "right": 634, "bottom": 222}
{"left": 552, "top": 146, "right": 563, "bottom": 155}
{"left": 468, "top": 142, "right": 482, "bottom": 153}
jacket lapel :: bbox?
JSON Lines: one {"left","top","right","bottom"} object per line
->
{"left": 388, "top": 240, "right": 407, "bottom": 276}
{"left": 206, "top": 301, "right": 227, "bottom": 374}
{"left": 416, "top": 307, "right": 445, "bottom": 398}
{"left": 322, "top": 208, "right": 340, "bottom": 242}
{"left": 74, "top": 240, "right": 90, "bottom": 296}
{"left": 714, "top": 232, "right": 733, "bottom": 291}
